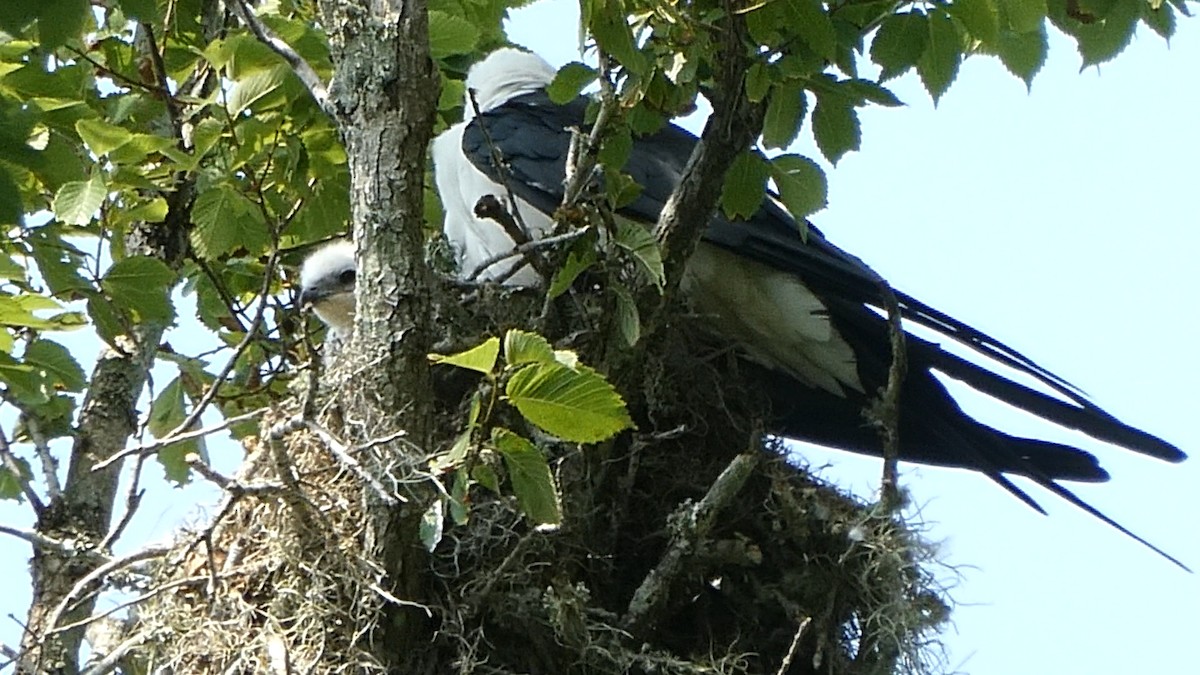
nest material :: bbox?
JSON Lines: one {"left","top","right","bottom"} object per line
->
{"left": 132, "top": 304, "right": 951, "bottom": 674}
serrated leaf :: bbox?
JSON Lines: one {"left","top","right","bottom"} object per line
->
{"left": 101, "top": 256, "right": 175, "bottom": 323}
{"left": 1076, "top": 0, "right": 1138, "bottom": 66}
{"left": 841, "top": 80, "right": 904, "bottom": 107}
{"left": 614, "top": 221, "right": 664, "bottom": 290}
{"left": 770, "top": 154, "right": 827, "bottom": 220}
{"left": 917, "top": 11, "right": 963, "bottom": 104}
{"left": 762, "top": 83, "right": 807, "bottom": 150}
{"left": 547, "top": 62, "right": 597, "bottom": 104}
{"left": 420, "top": 498, "right": 446, "bottom": 551}
{"left": 429, "top": 336, "right": 500, "bottom": 374}
{"left": 1141, "top": 3, "right": 1176, "bottom": 39}
{"left": 949, "top": 0, "right": 1001, "bottom": 44}
{"left": 745, "top": 62, "right": 771, "bottom": 103}
{"left": 590, "top": 11, "right": 647, "bottom": 75}
{"left": 811, "top": 98, "right": 860, "bottom": 165}
{"left": 23, "top": 340, "right": 85, "bottom": 392}
{"left": 428, "top": 10, "right": 479, "bottom": 60}
{"left": 147, "top": 377, "right": 203, "bottom": 483}
{"left": 613, "top": 287, "right": 639, "bottom": 347}
{"left": 599, "top": 126, "right": 633, "bottom": 169}
{"left": 492, "top": 428, "right": 561, "bottom": 525}
{"left": 999, "top": 0, "right": 1047, "bottom": 32}
{"left": 505, "top": 363, "right": 632, "bottom": 443}
{"left": 870, "top": 11, "right": 929, "bottom": 81}
{"left": 190, "top": 185, "right": 269, "bottom": 259}
{"left": 996, "top": 26, "right": 1048, "bottom": 85}
{"left": 75, "top": 118, "right": 133, "bottom": 156}
{"left": 787, "top": 0, "right": 839, "bottom": 59}
{"left": 505, "top": 329, "right": 556, "bottom": 366}
{"left": 720, "top": 151, "right": 769, "bottom": 220}
{"left": 0, "top": 456, "right": 32, "bottom": 500}
{"left": 548, "top": 237, "right": 597, "bottom": 299}
{"left": 117, "top": 0, "right": 159, "bottom": 22}
{"left": 38, "top": 0, "right": 89, "bottom": 51}
{"left": 227, "top": 65, "right": 289, "bottom": 115}
{"left": 52, "top": 176, "right": 106, "bottom": 226}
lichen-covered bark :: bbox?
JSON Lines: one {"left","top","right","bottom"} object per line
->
{"left": 315, "top": 0, "right": 439, "bottom": 668}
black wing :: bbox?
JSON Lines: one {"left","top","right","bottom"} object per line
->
{"left": 460, "top": 91, "right": 1188, "bottom": 567}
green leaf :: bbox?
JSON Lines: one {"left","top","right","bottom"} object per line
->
{"left": 841, "top": 80, "right": 904, "bottom": 107}
{"left": 590, "top": 11, "right": 647, "bottom": 75}
{"left": 429, "top": 336, "right": 500, "bottom": 374}
{"left": 419, "top": 498, "right": 446, "bottom": 551}
{"left": 505, "top": 363, "right": 632, "bottom": 443}
{"left": 999, "top": 0, "right": 1047, "bottom": 32}
{"left": 1075, "top": 0, "right": 1138, "bottom": 67}
{"left": 227, "top": 65, "right": 290, "bottom": 115}
{"left": 613, "top": 287, "right": 639, "bottom": 347}
{"left": 614, "top": 221, "right": 664, "bottom": 290}
{"left": 117, "top": 0, "right": 160, "bottom": 22}
{"left": 770, "top": 154, "right": 827, "bottom": 220}
{"left": 52, "top": 176, "right": 106, "bottom": 226}
{"left": 0, "top": 166, "right": 21, "bottom": 226}
{"left": 762, "top": 83, "right": 807, "bottom": 150}
{"left": 996, "top": 26, "right": 1048, "bottom": 86}
{"left": 787, "top": 0, "right": 839, "bottom": 60}
{"left": 547, "top": 62, "right": 597, "bottom": 104}
{"left": 0, "top": 455, "right": 32, "bottom": 501}
{"left": 75, "top": 118, "right": 133, "bottom": 156}
{"left": 491, "top": 428, "right": 561, "bottom": 526}
{"left": 949, "top": 0, "right": 1001, "bottom": 45}
{"left": 547, "top": 237, "right": 597, "bottom": 299}
{"left": 38, "top": 0, "right": 89, "bottom": 51}
{"left": 190, "top": 185, "right": 269, "bottom": 259}
{"left": 917, "top": 11, "right": 963, "bottom": 104}
{"left": 811, "top": 98, "right": 860, "bottom": 165}
{"left": 23, "top": 340, "right": 85, "bottom": 392}
{"left": 147, "top": 376, "right": 205, "bottom": 483}
{"left": 720, "top": 151, "right": 769, "bottom": 220}
{"left": 745, "top": 62, "right": 772, "bottom": 103}
{"left": 598, "top": 126, "right": 633, "bottom": 170}
{"left": 870, "top": 11, "right": 929, "bottom": 81}
{"left": 428, "top": 10, "right": 480, "bottom": 60}
{"left": 1141, "top": 3, "right": 1176, "bottom": 39}
{"left": 101, "top": 256, "right": 175, "bottom": 323}
{"left": 504, "top": 329, "right": 556, "bottom": 366}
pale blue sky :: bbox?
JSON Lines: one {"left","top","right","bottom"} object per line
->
{"left": 1, "top": 3, "right": 1195, "bottom": 673}
{"left": 507, "top": 2, "right": 1198, "bottom": 673}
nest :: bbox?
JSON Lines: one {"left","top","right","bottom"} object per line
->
{"left": 129, "top": 303, "right": 951, "bottom": 674}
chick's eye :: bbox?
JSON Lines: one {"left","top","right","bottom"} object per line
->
{"left": 338, "top": 269, "right": 356, "bottom": 285}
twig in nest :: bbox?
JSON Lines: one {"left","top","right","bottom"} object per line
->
{"left": 775, "top": 616, "right": 813, "bottom": 675}
{"left": 868, "top": 280, "right": 908, "bottom": 512}
{"left": 93, "top": 407, "right": 267, "bottom": 471}
{"left": 622, "top": 452, "right": 759, "bottom": 634}
{"left": 467, "top": 224, "right": 586, "bottom": 282}
{"left": 306, "top": 421, "right": 402, "bottom": 505}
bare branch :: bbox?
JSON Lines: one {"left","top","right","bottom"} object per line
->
{"left": 775, "top": 616, "right": 813, "bottom": 675}
{"left": 93, "top": 407, "right": 267, "bottom": 472}
{"left": 869, "top": 280, "right": 908, "bottom": 511}
{"left": 306, "top": 421, "right": 402, "bottom": 506}
{"left": 228, "top": 0, "right": 335, "bottom": 117}
{"left": 467, "top": 226, "right": 586, "bottom": 282}
{"left": 39, "top": 545, "right": 172, "bottom": 642}
{"left": 24, "top": 416, "right": 62, "bottom": 500}
{"left": 622, "top": 452, "right": 759, "bottom": 634}
{"left": 0, "top": 524, "right": 69, "bottom": 551}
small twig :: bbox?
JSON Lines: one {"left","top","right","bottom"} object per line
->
{"left": 23, "top": 416, "right": 62, "bottom": 500}
{"left": 306, "top": 421, "right": 401, "bottom": 505}
{"left": 872, "top": 280, "right": 908, "bottom": 512}
{"left": 185, "top": 453, "right": 284, "bottom": 496}
{"left": 775, "top": 616, "right": 813, "bottom": 675}
{"left": 467, "top": 226, "right": 586, "bottom": 281}
{"left": 0, "top": 428, "right": 44, "bottom": 514}
{"left": 561, "top": 56, "right": 618, "bottom": 209}
{"left": 622, "top": 452, "right": 759, "bottom": 633}
{"left": 79, "top": 629, "right": 146, "bottom": 675}
{"left": 40, "top": 545, "right": 172, "bottom": 642}
{"left": 467, "top": 90, "right": 536, "bottom": 246}
{"left": 228, "top": 0, "right": 334, "bottom": 117}
{"left": 99, "top": 454, "right": 146, "bottom": 551}
{"left": 92, "top": 407, "right": 267, "bottom": 472}
{"left": 0, "top": 523, "right": 70, "bottom": 551}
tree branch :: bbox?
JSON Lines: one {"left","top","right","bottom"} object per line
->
{"left": 228, "top": 0, "right": 335, "bottom": 118}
